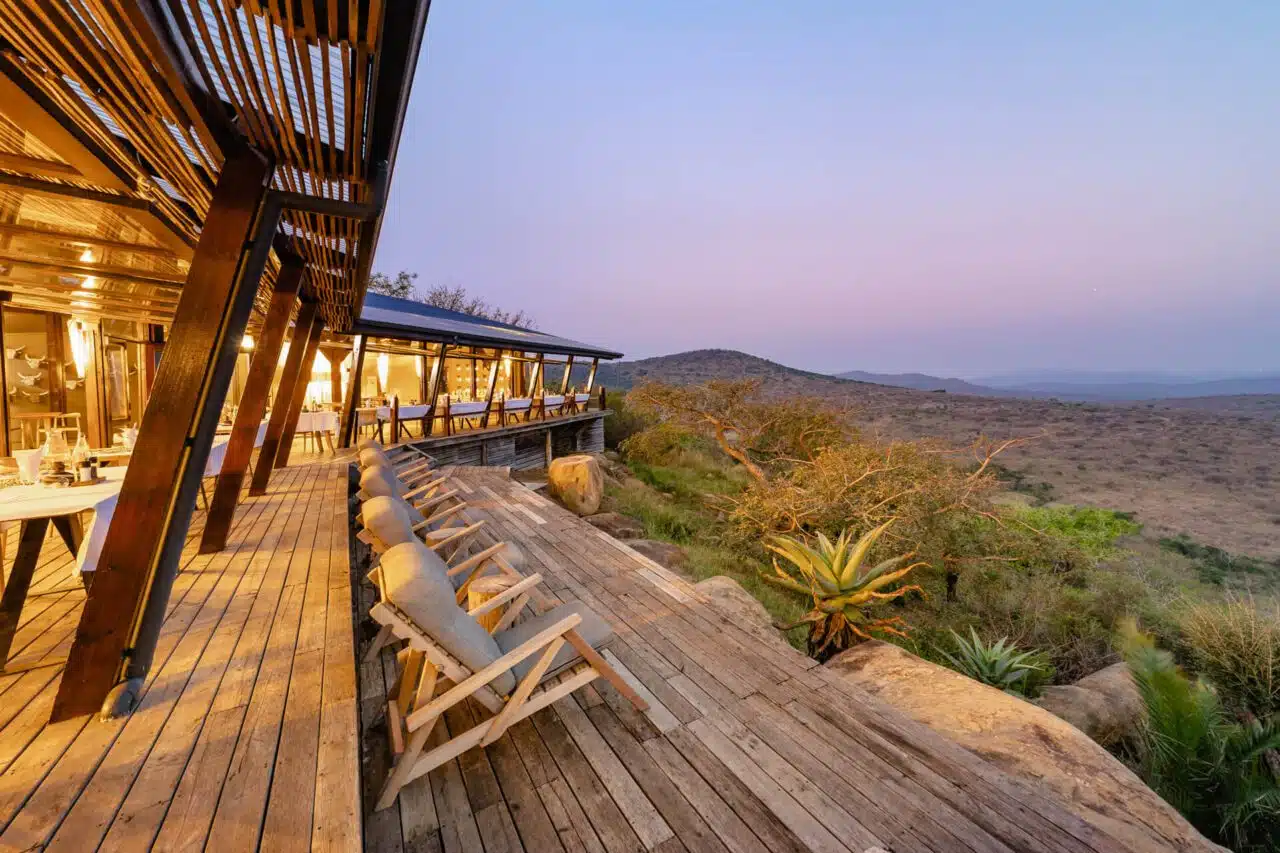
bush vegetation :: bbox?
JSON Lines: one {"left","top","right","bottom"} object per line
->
{"left": 1122, "top": 622, "right": 1280, "bottom": 852}
{"left": 600, "top": 380, "right": 1280, "bottom": 841}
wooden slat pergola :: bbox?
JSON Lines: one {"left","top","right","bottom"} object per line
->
{"left": 0, "top": 0, "right": 431, "bottom": 722}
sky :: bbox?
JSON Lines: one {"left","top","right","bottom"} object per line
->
{"left": 374, "top": 1, "right": 1280, "bottom": 376}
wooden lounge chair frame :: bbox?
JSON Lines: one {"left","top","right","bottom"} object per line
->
{"left": 366, "top": 568, "right": 648, "bottom": 810}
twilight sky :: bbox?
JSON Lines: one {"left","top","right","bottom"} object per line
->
{"left": 375, "top": 1, "right": 1280, "bottom": 375}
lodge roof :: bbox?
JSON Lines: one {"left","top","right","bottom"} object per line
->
{"left": 352, "top": 292, "right": 624, "bottom": 360}
{"left": 0, "top": 0, "right": 429, "bottom": 329}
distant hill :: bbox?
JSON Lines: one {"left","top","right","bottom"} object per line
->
{"left": 834, "top": 369, "right": 1280, "bottom": 401}
{"left": 835, "top": 370, "right": 1005, "bottom": 396}
{"left": 596, "top": 349, "right": 863, "bottom": 392}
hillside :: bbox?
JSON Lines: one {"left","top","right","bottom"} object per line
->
{"left": 600, "top": 350, "right": 1280, "bottom": 559}
{"left": 836, "top": 369, "right": 1006, "bottom": 396}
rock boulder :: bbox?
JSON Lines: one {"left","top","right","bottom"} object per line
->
{"left": 547, "top": 455, "right": 604, "bottom": 516}
{"left": 584, "top": 512, "right": 645, "bottom": 540}
{"left": 1036, "top": 662, "right": 1144, "bottom": 746}
{"left": 826, "top": 641, "right": 1223, "bottom": 853}
{"left": 694, "top": 576, "right": 792, "bottom": 654}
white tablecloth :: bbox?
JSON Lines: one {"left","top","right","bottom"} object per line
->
{"left": 296, "top": 410, "right": 340, "bottom": 433}
{"left": 448, "top": 401, "right": 487, "bottom": 417}
{"left": 0, "top": 467, "right": 126, "bottom": 576}
{"left": 373, "top": 404, "right": 430, "bottom": 421}
{"left": 203, "top": 422, "right": 268, "bottom": 478}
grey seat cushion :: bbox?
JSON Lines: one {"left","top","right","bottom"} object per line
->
{"left": 359, "top": 446, "right": 393, "bottom": 469}
{"left": 495, "top": 601, "right": 613, "bottom": 683}
{"left": 363, "top": 496, "right": 418, "bottom": 548}
{"left": 360, "top": 464, "right": 405, "bottom": 499}
{"left": 379, "top": 542, "right": 516, "bottom": 695}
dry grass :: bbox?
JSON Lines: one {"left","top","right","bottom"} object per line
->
{"left": 1178, "top": 596, "right": 1280, "bottom": 718}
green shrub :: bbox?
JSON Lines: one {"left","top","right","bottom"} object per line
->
{"left": 1121, "top": 622, "right": 1280, "bottom": 852}
{"left": 1179, "top": 598, "right": 1280, "bottom": 719}
{"left": 1016, "top": 505, "right": 1140, "bottom": 558}
{"left": 602, "top": 390, "right": 649, "bottom": 449}
{"left": 938, "top": 627, "right": 1052, "bottom": 696}
{"left": 620, "top": 423, "right": 698, "bottom": 466}
{"left": 1159, "top": 535, "right": 1280, "bottom": 587}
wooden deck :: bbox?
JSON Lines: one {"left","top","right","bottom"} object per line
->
{"left": 356, "top": 468, "right": 1132, "bottom": 853}
{"left": 0, "top": 456, "right": 360, "bottom": 852}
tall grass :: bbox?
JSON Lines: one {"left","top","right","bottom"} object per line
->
{"left": 1179, "top": 597, "right": 1280, "bottom": 719}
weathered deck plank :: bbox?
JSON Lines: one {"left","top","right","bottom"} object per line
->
{"left": 354, "top": 466, "right": 1137, "bottom": 853}
{"left": 0, "top": 454, "right": 360, "bottom": 853}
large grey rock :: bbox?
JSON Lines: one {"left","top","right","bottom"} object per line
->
{"left": 694, "top": 576, "right": 791, "bottom": 653}
{"left": 627, "top": 539, "right": 687, "bottom": 571}
{"left": 1037, "top": 662, "right": 1144, "bottom": 746}
{"left": 547, "top": 454, "right": 604, "bottom": 516}
{"left": 584, "top": 512, "right": 645, "bottom": 540}
{"left": 825, "top": 641, "right": 1224, "bottom": 853}
{"left": 583, "top": 452, "right": 630, "bottom": 484}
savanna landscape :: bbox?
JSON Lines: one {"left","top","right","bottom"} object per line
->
{"left": 577, "top": 348, "right": 1280, "bottom": 851}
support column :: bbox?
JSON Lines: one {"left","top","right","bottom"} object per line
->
{"left": 0, "top": 299, "right": 9, "bottom": 456}
{"left": 52, "top": 145, "right": 276, "bottom": 722}
{"left": 274, "top": 311, "right": 324, "bottom": 469}
{"left": 250, "top": 300, "right": 318, "bottom": 494}
{"left": 559, "top": 355, "right": 574, "bottom": 394}
{"left": 584, "top": 357, "right": 599, "bottom": 393}
{"left": 199, "top": 258, "right": 302, "bottom": 553}
{"left": 480, "top": 350, "right": 501, "bottom": 428}
{"left": 319, "top": 344, "right": 346, "bottom": 409}
{"left": 422, "top": 343, "right": 446, "bottom": 437}
{"left": 140, "top": 324, "right": 164, "bottom": 406}
{"left": 80, "top": 323, "right": 112, "bottom": 448}
{"left": 339, "top": 334, "right": 367, "bottom": 448}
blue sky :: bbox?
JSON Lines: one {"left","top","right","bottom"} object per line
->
{"left": 375, "top": 2, "right": 1280, "bottom": 374}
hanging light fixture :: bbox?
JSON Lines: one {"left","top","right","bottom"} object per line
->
{"left": 241, "top": 334, "right": 255, "bottom": 350}
{"left": 67, "top": 318, "right": 91, "bottom": 378}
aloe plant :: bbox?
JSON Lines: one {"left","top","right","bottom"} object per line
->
{"left": 938, "top": 627, "right": 1051, "bottom": 695}
{"left": 762, "top": 521, "right": 925, "bottom": 661}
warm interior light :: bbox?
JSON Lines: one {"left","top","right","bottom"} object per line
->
{"left": 414, "top": 355, "right": 423, "bottom": 378}
{"left": 340, "top": 353, "right": 352, "bottom": 399}
{"left": 67, "top": 318, "right": 91, "bottom": 378}
{"left": 79, "top": 248, "right": 95, "bottom": 263}
{"left": 313, "top": 349, "right": 329, "bottom": 374}
{"left": 241, "top": 334, "right": 254, "bottom": 350}
{"left": 376, "top": 352, "right": 389, "bottom": 392}
{"left": 80, "top": 276, "right": 98, "bottom": 291}
{"left": 278, "top": 341, "right": 290, "bottom": 366}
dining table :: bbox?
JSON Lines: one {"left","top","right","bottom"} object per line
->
{"left": 0, "top": 466, "right": 126, "bottom": 670}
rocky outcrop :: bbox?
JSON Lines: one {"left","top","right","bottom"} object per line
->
{"left": 826, "top": 641, "right": 1224, "bottom": 853}
{"left": 583, "top": 451, "right": 630, "bottom": 485}
{"left": 1037, "top": 662, "right": 1144, "bottom": 746}
{"left": 547, "top": 455, "right": 604, "bottom": 516}
{"left": 694, "top": 576, "right": 792, "bottom": 653}
{"left": 628, "top": 539, "right": 687, "bottom": 571}
{"left": 584, "top": 512, "right": 645, "bottom": 540}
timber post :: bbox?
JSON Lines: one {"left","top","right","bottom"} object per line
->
{"left": 52, "top": 145, "right": 277, "bottom": 722}
{"left": 339, "top": 334, "right": 367, "bottom": 448}
{"left": 480, "top": 350, "right": 501, "bottom": 428}
{"left": 274, "top": 311, "right": 324, "bottom": 468}
{"left": 422, "top": 343, "right": 447, "bottom": 438}
{"left": 251, "top": 300, "right": 318, "bottom": 493}
{"left": 559, "top": 355, "right": 574, "bottom": 395}
{"left": 199, "top": 256, "right": 303, "bottom": 553}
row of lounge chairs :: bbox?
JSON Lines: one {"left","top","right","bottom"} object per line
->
{"left": 352, "top": 438, "right": 647, "bottom": 810}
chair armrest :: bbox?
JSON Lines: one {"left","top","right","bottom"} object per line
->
{"left": 467, "top": 573, "right": 544, "bottom": 619}
{"left": 404, "top": 476, "right": 447, "bottom": 501}
{"left": 405, "top": 612, "right": 583, "bottom": 730}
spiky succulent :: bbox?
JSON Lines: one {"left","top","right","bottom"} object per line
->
{"left": 762, "top": 521, "right": 925, "bottom": 659}
{"left": 938, "top": 627, "right": 1051, "bottom": 695}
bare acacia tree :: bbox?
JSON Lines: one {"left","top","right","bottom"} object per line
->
{"left": 626, "top": 379, "right": 848, "bottom": 483}
{"left": 366, "top": 272, "right": 536, "bottom": 329}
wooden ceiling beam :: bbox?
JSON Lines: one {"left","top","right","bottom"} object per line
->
{"left": 0, "top": 151, "right": 79, "bottom": 179}
{"left": 0, "top": 172, "right": 196, "bottom": 260}
{"left": 0, "top": 59, "right": 133, "bottom": 191}
{"left": 0, "top": 251, "right": 186, "bottom": 288}
{"left": 0, "top": 222, "right": 178, "bottom": 259}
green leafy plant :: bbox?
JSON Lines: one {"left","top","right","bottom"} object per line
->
{"left": 1120, "top": 620, "right": 1280, "bottom": 852}
{"left": 937, "top": 627, "right": 1051, "bottom": 696}
{"left": 762, "top": 521, "right": 925, "bottom": 661}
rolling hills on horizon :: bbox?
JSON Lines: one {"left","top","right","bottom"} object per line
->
{"left": 595, "top": 348, "right": 1280, "bottom": 560}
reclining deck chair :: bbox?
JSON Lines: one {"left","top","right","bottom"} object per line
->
{"left": 369, "top": 541, "right": 648, "bottom": 810}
